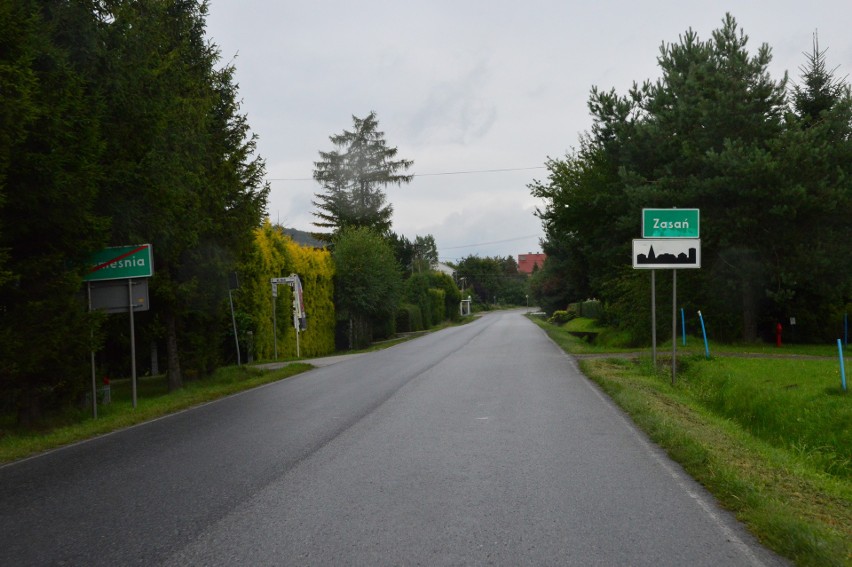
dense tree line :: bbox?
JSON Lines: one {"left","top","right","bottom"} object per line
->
{"left": 454, "top": 255, "right": 529, "bottom": 307}
{"left": 0, "top": 1, "right": 267, "bottom": 422}
{"left": 531, "top": 15, "right": 851, "bottom": 343}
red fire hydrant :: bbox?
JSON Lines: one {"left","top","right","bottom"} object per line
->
{"left": 775, "top": 322, "right": 783, "bottom": 347}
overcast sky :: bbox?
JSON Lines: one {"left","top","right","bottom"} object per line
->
{"left": 204, "top": 1, "right": 851, "bottom": 262}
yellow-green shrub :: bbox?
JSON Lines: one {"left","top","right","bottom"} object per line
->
{"left": 238, "top": 221, "right": 335, "bottom": 360}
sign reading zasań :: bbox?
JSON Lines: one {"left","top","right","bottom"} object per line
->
{"left": 642, "top": 208, "right": 699, "bottom": 239}
{"left": 84, "top": 244, "right": 153, "bottom": 282}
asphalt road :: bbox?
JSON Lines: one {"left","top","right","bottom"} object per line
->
{"left": 0, "top": 310, "right": 786, "bottom": 566}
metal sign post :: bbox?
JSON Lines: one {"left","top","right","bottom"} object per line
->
{"left": 88, "top": 283, "right": 97, "bottom": 419}
{"left": 672, "top": 270, "right": 677, "bottom": 384}
{"left": 272, "top": 281, "right": 279, "bottom": 360}
{"left": 128, "top": 280, "right": 138, "bottom": 407}
{"left": 271, "top": 275, "right": 306, "bottom": 359}
{"left": 84, "top": 244, "right": 153, "bottom": 414}
{"left": 634, "top": 211, "right": 701, "bottom": 382}
{"left": 651, "top": 270, "right": 657, "bottom": 368}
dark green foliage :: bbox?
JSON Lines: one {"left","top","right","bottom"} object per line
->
{"left": 396, "top": 303, "right": 423, "bottom": 333}
{"left": 403, "top": 272, "right": 433, "bottom": 327}
{"left": 387, "top": 232, "right": 440, "bottom": 277}
{"left": 430, "top": 272, "right": 462, "bottom": 322}
{"left": 532, "top": 14, "right": 851, "bottom": 343}
{"left": 312, "top": 112, "right": 413, "bottom": 239}
{"left": 96, "top": 0, "right": 268, "bottom": 389}
{"left": 575, "top": 300, "right": 602, "bottom": 319}
{"left": 401, "top": 270, "right": 461, "bottom": 327}
{"left": 0, "top": 0, "right": 109, "bottom": 423}
{"left": 428, "top": 288, "right": 445, "bottom": 326}
{"left": 333, "top": 227, "right": 402, "bottom": 349}
{"left": 455, "top": 254, "right": 529, "bottom": 307}
{"left": 0, "top": 0, "right": 268, "bottom": 421}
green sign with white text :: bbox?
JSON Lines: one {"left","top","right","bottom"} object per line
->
{"left": 84, "top": 244, "right": 153, "bottom": 282}
{"left": 642, "top": 209, "right": 700, "bottom": 238}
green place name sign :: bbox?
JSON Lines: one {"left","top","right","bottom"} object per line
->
{"left": 642, "top": 208, "right": 700, "bottom": 238}
{"left": 84, "top": 244, "right": 153, "bottom": 282}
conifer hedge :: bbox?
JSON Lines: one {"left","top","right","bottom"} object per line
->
{"left": 238, "top": 221, "right": 335, "bottom": 361}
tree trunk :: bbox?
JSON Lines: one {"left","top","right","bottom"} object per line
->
{"left": 741, "top": 277, "right": 758, "bottom": 342}
{"left": 166, "top": 313, "right": 183, "bottom": 391}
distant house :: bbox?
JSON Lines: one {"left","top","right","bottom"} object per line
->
{"left": 517, "top": 252, "right": 546, "bottom": 275}
{"left": 434, "top": 262, "right": 456, "bottom": 277}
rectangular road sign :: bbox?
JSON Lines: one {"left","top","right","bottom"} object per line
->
{"left": 642, "top": 209, "right": 700, "bottom": 238}
{"left": 89, "top": 279, "right": 150, "bottom": 313}
{"left": 633, "top": 239, "right": 701, "bottom": 269}
{"left": 84, "top": 244, "right": 153, "bottom": 282}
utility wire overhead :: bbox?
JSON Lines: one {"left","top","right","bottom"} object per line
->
{"left": 266, "top": 166, "right": 546, "bottom": 182}
{"left": 439, "top": 234, "right": 540, "bottom": 251}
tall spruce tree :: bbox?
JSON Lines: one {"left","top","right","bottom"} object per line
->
{"left": 769, "top": 34, "right": 852, "bottom": 338}
{"left": 312, "top": 112, "right": 413, "bottom": 240}
{"left": 0, "top": 0, "right": 109, "bottom": 422}
{"left": 98, "top": 0, "right": 267, "bottom": 389}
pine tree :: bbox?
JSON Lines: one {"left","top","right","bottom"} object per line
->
{"left": 312, "top": 112, "right": 413, "bottom": 240}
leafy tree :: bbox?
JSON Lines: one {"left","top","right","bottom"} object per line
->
{"left": 387, "top": 232, "right": 415, "bottom": 276}
{"left": 312, "top": 112, "right": 413, "bottom": 239}
{"left": 412, "top": 235, "right": 439, "bottom": 273}
{"left": 333, "top": 227, "right": 402, "bottom": 349}
{"left": 387, "top": 232, "right": 438, "bottom": 275}
{"left": 455, "top": 255, "right": 528, "bottom": 306}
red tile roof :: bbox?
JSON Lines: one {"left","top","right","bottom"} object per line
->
{"left": 517, "top": 253, "right": 546, "bottom": 274}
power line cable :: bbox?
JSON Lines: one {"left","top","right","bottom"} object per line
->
{"left": 266, "top": 166, "right": 545, "bottom": 182}
{"left": 439, "top": 234, "right": 540, "bottom": 251}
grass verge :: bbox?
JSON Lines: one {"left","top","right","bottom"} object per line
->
{"left": 0, "top": 363, "right": 311, "bottom": 465}
{"left": 531, "top": 316, "right": 851, "bottom": 567}
{"left": 0, "top": 315, "right": 480, "bottom": 465}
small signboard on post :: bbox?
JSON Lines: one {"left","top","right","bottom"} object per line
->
{"left": 83, "top": 244, "right": 153, "bottom": 418}
{"left": 642, "top": 208, "right": 700, "bottom": 239}
{"left": 89, "top": 279, "right": 150, "bottom": 313}
{"left": 634, "top": 209, "right": 701, "bottom": 386}
{"left": 632, "top": 239, "right": 701, "bottom": 269}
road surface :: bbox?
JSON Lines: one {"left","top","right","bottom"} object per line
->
{"left": 0, "top": 310, "right": 786, "bottom": 566}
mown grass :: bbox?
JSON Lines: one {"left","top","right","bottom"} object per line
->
{"left": 0, "top": 363, "right": 311, "bottom": 464}
{"left": 530, "top": 316, "right": 851, "bottom": 567}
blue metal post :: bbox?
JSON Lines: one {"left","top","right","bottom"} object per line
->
{"left": 681, "top": 308, "right": 686, "bottom": 346}
{"left": 839, "top": 339, "right": 847, "bottom": 392}
{"left": 698, "top": 310, "right": 710, "bottom": 359}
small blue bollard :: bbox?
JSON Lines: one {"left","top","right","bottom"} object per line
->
{"left": 698, "top": 310, "right": 710, "bottom": 359}
{"left": 838, "top": 339, "right": 847, "bottom": 392}
{"left": 681, "top": 308, "right": 686, "bottom": 346}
